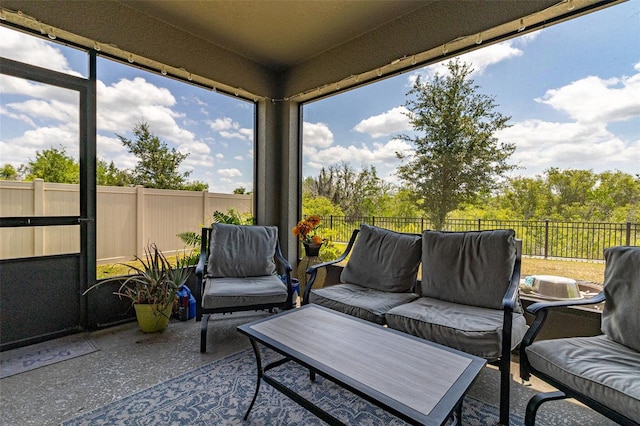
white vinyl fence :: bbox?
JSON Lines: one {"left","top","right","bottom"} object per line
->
{"left": 0, "top": 179, "right": 252, "bottom": 263}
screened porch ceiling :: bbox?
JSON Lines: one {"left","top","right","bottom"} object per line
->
{"left": 0, "top": 0, "right": 622, "bottom": 102}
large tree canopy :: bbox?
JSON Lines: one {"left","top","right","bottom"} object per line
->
{"left": 20, "top": 146, "right": 79, "bottom": 183}
{"left": 396, "top": 59, "right": 516, "bottom": 230}
{"left": 117, "top": 122, "right": 202, "bottom": 190}
{"left": 303, "top": 161, "right": 391, "bottom": 219}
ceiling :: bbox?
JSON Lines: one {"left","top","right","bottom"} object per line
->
{"left": 0, "top": 0, "right": 622, "bottom": 100}
{"left": 119, "top": 0, "right": 431, "bottom": 71}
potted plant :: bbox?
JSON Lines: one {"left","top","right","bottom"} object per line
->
{"left": 84, "top": 243, "right": 190, "bottom": 332}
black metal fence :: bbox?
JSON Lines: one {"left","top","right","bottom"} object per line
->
{"left": 319, "top": 216, "right": 639, "bottom": 261}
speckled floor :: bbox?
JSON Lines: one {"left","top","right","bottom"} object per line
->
{"left": 0, "top": 311, "right": 616, "bottom": 426}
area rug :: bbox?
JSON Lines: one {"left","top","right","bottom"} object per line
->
{"left": 61, "top": 348, "right": 523, "bottom": 425}
{"left": 1, "top": 333, "right": 98, "bottom": 379}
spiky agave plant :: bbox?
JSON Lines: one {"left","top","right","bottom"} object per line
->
{"left": 84, "top": 243, "right": 190, "bottom": 317}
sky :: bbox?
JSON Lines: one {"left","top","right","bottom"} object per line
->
{"left": 1, "top": 1, "right": 639, "bottom": 194}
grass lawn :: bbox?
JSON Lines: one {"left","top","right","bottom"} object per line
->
{"left": 521, "top": 257, "right": 604, "bottom": 284}
{"left": 98, "top": 251, "right": 606, "bottom": 285}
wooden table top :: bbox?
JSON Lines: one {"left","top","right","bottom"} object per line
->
{"left": 240, "top": 304, "right": 486, "bottom": 423}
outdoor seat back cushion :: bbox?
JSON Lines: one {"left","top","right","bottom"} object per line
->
{"left": 524, "top": 246, "right": 640, "bottom": 420}
{"left": 385, "top": 229, "right": 527, "bottom": 360}
{"left": 309, "top": 224, "right": 421, "bottom": 324}
{"left": 202, "top": 224, "right": 287, "bottom": 309}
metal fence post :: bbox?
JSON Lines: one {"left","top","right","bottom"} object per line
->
{"left": 626, "top": 222, "right": 631, "bottom": 246}
{"left": 544, "top": 219, "right": 549, "bottom": 259}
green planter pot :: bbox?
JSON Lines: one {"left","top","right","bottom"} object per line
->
{"left": 134, "top": 303, "right": 173, "bottom": 333}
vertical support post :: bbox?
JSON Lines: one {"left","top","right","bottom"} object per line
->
{"left": 33, "top": 179, "right": 44, "bottom": 256}
{"left": 136, "top": 185, "right": 144, "bottom": 258}
{"left": 626, "top": 222, "right": 631, "bottom": 246}
{"left": 202, "top": 190, "right": 209, "bottom": 226}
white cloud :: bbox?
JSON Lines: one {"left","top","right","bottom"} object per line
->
{"left": 302, "top": 122, "right": 334, "bottom": 154}
{"left": 218, "top": 168, "right": 242, "bottom": 177}
{"left": 408, "top": 35, "right": 537, "bottom": 85}
{"left": 496, "top": 62, "right": 640, "bottom": 176}
{"left": 0, "top": 26, "right": 82, "bottom": 76}
{"left": 307, "top": 138, "right": 413, "bottom": 171}
{"left": 208, "top": 117, "right": 237, "bottom": 131}
{"left": 354, "top": 106, "right": 411, "bottom": 138}
{"left": 497, "top": 119, "right": 639, "bottom": 176}
{"left": 209, "top": 117, "right": 252, "bottom": 141}
{"left": 536, "top": 72, "right": 640, "bottom": 123}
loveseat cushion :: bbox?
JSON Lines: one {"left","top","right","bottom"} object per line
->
{"left": 340, "top": 224, "right": 421, "bottom": 293}
{"left": 206, "top": 223, "right": 278, "bottom": 278}
{"left": 202, "top": 275, "right": 287, "bottom": 309}
{"left": 525, "top": 334, "right": 640, "bottom": 421}
{"left": 601, "top": 246, "right": 640, "bottom": 352}
{"left": 310, "top": 283, "right": 419, "bottom": 325}
{"left": 386, "top": 297, "right": 527, "bottom": 361}
{"left": 421, "top": 229, "right": 516, "bottom": 310}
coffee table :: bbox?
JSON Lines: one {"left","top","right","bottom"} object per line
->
{"left": 237, "top": 304, "right": 486, "bottom": 425}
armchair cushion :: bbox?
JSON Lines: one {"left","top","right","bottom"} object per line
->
{"left": 386, "top": 297, "right": 527, "bottom": 360}
{"left": 202, "top": 275, "right": 288, "bottom": 310}
{"left": 340, "top": 224, "right": 421, "bottom": 293}
{"left": 601, "top": 246, "right": 640, "bottom": 352}
{"left": 421, "top": 229, "right": 517, "bottom": 310}
{"left": 525, "top": 334, "right": 640, "bottom": 421}
{"left": 206, "top": 224, "right": 278, "bottom": 278}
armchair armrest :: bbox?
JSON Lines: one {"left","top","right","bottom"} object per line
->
{"left": 302, "top": 229, "right": 360, "bottom": 304}
{"left": 520, "top": 291, "right": 605, "bottom": 380}
{"left": 526, "top": 291, "right": 605, "bottom": 315}
{"left": 502, "top": 257, "right": 522, "bottom": 312}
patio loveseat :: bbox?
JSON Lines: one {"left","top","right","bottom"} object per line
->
{"left": 302, "top": 224, "right": 526, "bottom": 425}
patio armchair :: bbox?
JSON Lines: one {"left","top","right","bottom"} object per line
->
{"left": 302, "top": 224, "right": 421, "bottom": 324}
{"left": 385, "top": 229, "right": 525, "bottom": 426}
{"left": 519, "top": 246, "right": 640, "bottom": 425}
{"left": 195, "top": 223, "right": 294, "bottom": 353}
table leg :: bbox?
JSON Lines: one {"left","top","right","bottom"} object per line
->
{"left": 243, "top": 338, "right": 263, "bottom": 421}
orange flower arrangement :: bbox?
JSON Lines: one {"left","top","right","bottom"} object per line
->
{"left": 292, "top": 215, "right": 324, "bottom": 245}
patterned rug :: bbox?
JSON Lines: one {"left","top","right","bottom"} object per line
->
{"left": 0, "top": 333, "right": 98, "bottom": 379}
{"left": 61, "top": 348, "right": 524, "bottom": 425}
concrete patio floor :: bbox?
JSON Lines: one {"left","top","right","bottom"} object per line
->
{"left": 0, "top": 310, "right": 617, "bottom": 425}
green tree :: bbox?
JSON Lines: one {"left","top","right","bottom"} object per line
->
{"left": 118, "top": 122, "right": 191, "bottom": 190}
{"left": 182, "top": 180, "right": 209, "bottom": 191}
{"left": 97, "top": 159, "right": 132, "bottom": 186}
{"left": 20, "top": 146, "right": 79, "bottom": 183}
{"left": 546, "top": 168, "right": 597, "bottom": 219}
{"left": 305, "top": 162, "right": 390, "bottom": 219}
{"left": 233, "top": 187, "right": 246, "bottom": 194}
{"left": 396, "top": 59, "right": 515, "bottom": 230}
{"left": 0, "top": 164, "right": 19, "bottom": 180}
{"left": 590, "top": 170, "right": 640, "bottom": 221}
{"left": 499, "top": 176, "right": 551, "bottom": 220}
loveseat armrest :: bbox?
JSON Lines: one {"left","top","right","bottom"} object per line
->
{"left": 519, "top": 291, "right": 605, "bottom": 380}
{"left": 302, "top": 229, "right": 359, "bottom": 304}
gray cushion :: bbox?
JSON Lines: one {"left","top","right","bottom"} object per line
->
{"left": 202, "top": 275, "right": 287, "bottom": 309}
{"left": 386, "top": 297, "right": 528, "bottom": 361}
{"left": 601, "top": 246, "right": 640, "bottom": 352}
{"left": 310, "top": 283, "right": 419, "bottom": 325}
{"left": 206, "top": 223, "right": 277, "bottom": 278}
{"left": 340, "top": 225, "right": 421, "bottom": 293}
{"left": 526, "top": 334, "right": 640, "bottom": 421}
{"left": 421, "top": 229, "right": 517, "bottom": 310}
